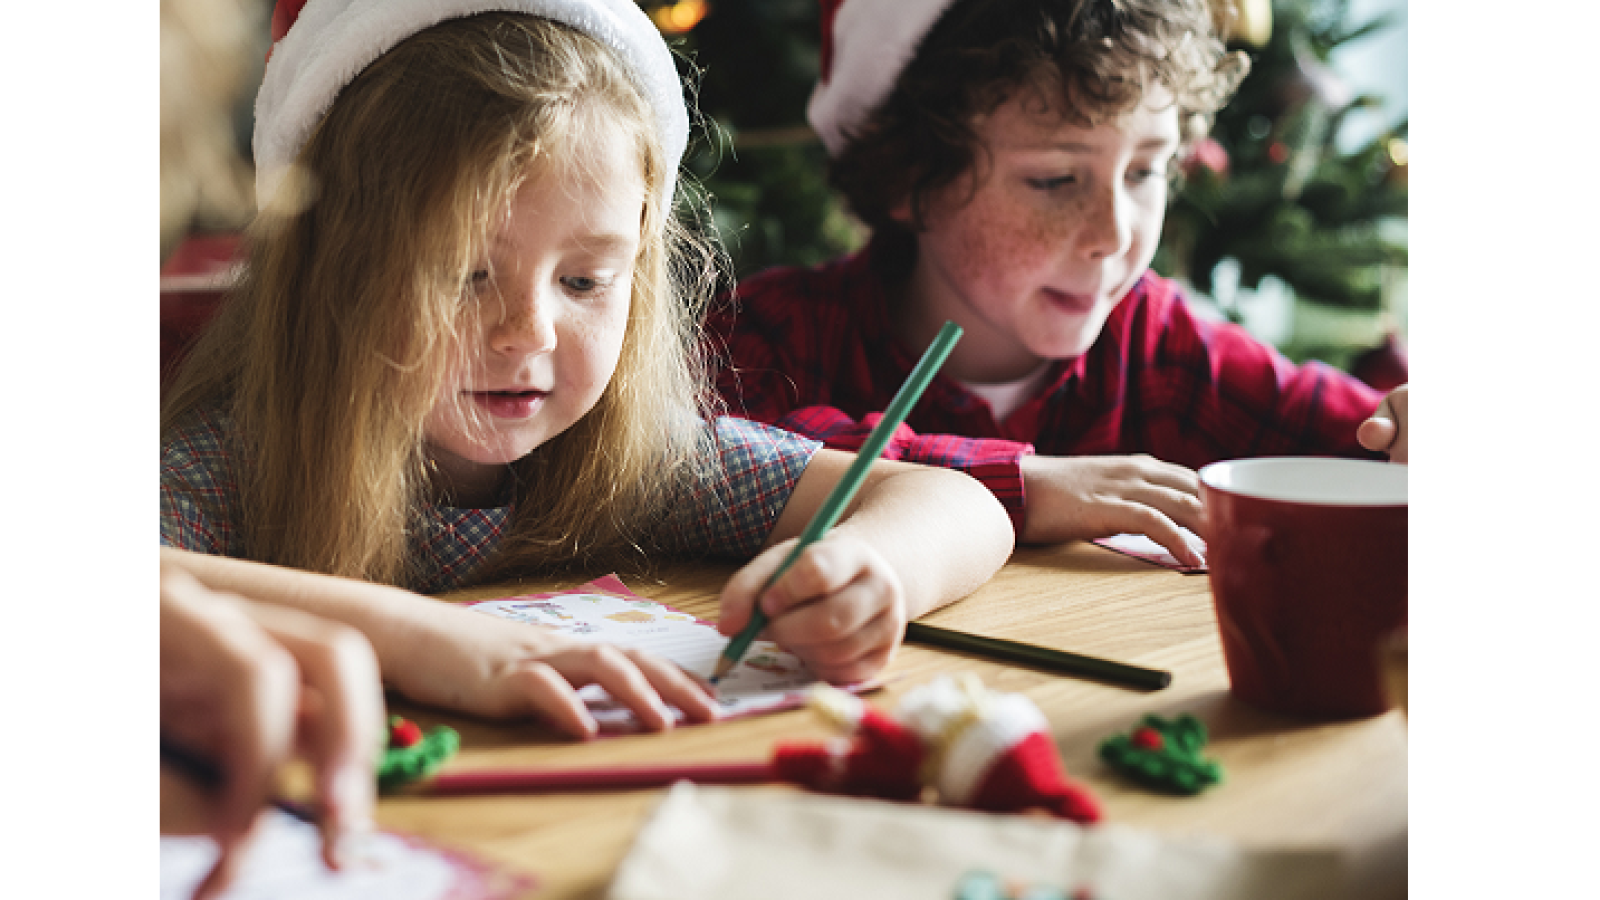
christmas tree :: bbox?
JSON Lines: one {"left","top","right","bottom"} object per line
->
{"left": 644, "top": 0, "right": 858, "bottom": 291}
{"left": 1155, "top": 0, "right": 1408, "bottom": 371}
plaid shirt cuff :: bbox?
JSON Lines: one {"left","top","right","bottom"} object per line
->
{"left": 778, "top": 406, "right": 1032, "bottom": 534}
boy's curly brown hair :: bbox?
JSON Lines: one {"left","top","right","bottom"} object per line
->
{"left": 831, "top": 0, "right": 1248, "bottom": 274}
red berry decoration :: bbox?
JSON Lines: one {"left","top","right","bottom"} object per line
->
{"left": 1130, "top": 727, "right": 1164, "bottom": 751}
{"left": 389, "top": 716, "right": 423, "bottom": 749}
{"left": 1099, "top": 714, "right": 1222, "bottom": 796}
{"left": 378, "top": 717, "right": 460, "bottom": 792}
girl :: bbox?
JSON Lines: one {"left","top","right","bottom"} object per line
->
{"left": 161, "top": 0, "right": 1013, "bottom": 741}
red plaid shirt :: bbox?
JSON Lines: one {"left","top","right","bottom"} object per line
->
{"left": 708, "top": 243, "right": 1383, "bottom": 532}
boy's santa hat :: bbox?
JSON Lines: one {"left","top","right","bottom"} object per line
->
{"left": 254, "top": 0, "right": 688, "bottom": 207}
{"left": 772, "top": 675, "right": 1101, "bottom": 823}
{"left": 807, "top": 0, "right": 960, "bottom": 156}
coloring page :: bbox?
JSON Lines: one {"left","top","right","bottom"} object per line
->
{"left": 470, "top": 575, "right": 870, "bottom": 731}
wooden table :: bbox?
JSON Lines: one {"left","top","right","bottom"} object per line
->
{"left": 378, "top": 542, "right": 1407, "bottom": 899}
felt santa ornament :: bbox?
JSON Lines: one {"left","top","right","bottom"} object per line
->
{"left": 773, "top": 674, "right": 1101, "bottom": 823}
{"left": 255, "top": 0, "right": 688, "bottom": 209}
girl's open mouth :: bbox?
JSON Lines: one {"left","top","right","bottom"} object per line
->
{"left": 470, "top": 389, "right": 547, "bottom": 419}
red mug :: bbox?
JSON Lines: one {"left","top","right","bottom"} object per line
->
{"left": 1199, "top": 457, "right": 1407, "bottom": 719}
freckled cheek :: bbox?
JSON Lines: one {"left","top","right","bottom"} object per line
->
{"left": 559, "top": 303, "right": 631, "bottom": 394}
{"left": 946, "top": 202, "right": 1078, "bottom": 289}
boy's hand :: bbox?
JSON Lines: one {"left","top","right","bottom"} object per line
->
{"left": 1018, "top": 454, "right": 1207, "bottom": 568}
{"left": 1357, "top": 384, "right": 1408, "bottom": 463}
{"left": 383, "top": 600, "right": 719, "bottom": 738}
{"left": 717, "top": 536, "right": 908, "bottom": 685}
{"left": 160, "top": 569, "right": 382, "bottom": 900}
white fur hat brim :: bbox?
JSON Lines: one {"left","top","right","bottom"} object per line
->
{"left": 254, "top": 0, "right": 688, "bottom": 206}
{"left": 806, "top": 0, "right": 958, "bottom": 157}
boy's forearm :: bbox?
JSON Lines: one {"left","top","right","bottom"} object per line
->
{"left": 159, "top": 546, "right": 430, "bottom": 679}
{"left": 834, "top": 467, "right": 1014, "bottom": 618}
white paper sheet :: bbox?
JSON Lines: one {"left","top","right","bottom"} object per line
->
{"left": 1093, "top": 528, "right": 1208, "bottom": 572}
{"left": 160, "top": 810, "right": 523, "bottom": 900}
{"left": 608, "top": 784, "right": 1342, "bottom": 900}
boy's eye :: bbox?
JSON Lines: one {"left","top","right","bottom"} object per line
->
{"left": 1026, "top": 175, "right": 1076, "bottom": 191}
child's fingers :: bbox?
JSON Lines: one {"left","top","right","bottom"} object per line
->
{"left": 759, "top": 538, "right": 872, "bottom": 619}
{"left": 498, "top": 663, "right": 598, "bottom": 738}
{"left": 1358, "top": 388, "right": 1406, "bottom": 462}
{"left": 716, "top": 539, "right": 796, "bottom": 636}
{"left": 208, "top": 622, "right": 301, "bottom": 856}
{"left": 546, "top": 644, "right": 678, "bottom": 732}
{"left": 192, "top": 812, "right": 266, "bottom": 900}
{"left": 1119, "top": 483, "right": 1206, "bottom": 536}
{"left": 243, "top": 600, "right": 383, "bottom": 870}
{"left": 1125, "top": 454, "right": 1202, "bottom": 496}
{"left": 618, "top": 649, "right": 720, "bottom": 724}
{"left": 767, "top": 571, "right": 896, "bottom": 655}
{"left": 1356, "top": 416, "right": 1397, "bottom": 452}
{"left": 1110, "top": 501, "right": 1206, "bottom": 568}
{"left": 780, "top": 605, "right": 903, "bottom": 685}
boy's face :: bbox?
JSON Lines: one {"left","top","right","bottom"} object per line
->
{"left": 423, "top": 125, "right": 644, "bottom": 497}
{"left": 900, "top": 87, "right": 1180, "bottom": 383}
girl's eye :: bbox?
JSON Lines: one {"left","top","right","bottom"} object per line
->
{"left": 466, "top": 269, "right": 491, "bottom": 291}
{"left": 560, "top": 275, "right": 603, "bottom": 294}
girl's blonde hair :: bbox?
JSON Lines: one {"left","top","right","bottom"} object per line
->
{"left": 162, "top": 12, "right": 719, "bottom": 588}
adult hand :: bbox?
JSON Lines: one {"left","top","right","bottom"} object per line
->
{"left": 718, "top": 535, "right": 907, "bottom": 685}
{"left": 1357, "top": 384, "right": 1408, "bottom": 463}
{"left": 160, "top": 566, "right": 383, "bottom": 900}
{"left": 1018, "top": 454, "right": 1206, "bottom": 567}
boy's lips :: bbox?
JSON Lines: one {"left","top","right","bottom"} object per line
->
{"left": 468, "top": 389, "right": 548, "bottom": 419}
{"left": 1042, "top": 287, "right": 1098, "bottom": 314}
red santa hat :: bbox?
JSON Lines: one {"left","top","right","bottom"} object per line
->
{"left": 807, "top": 0, "right": 960, "bottom": 156}
{"left": 773, "top": 676, "right": 1100, "bottom": 823}
{"left": 254, "top": 0, "right": 688, "bottom": 207}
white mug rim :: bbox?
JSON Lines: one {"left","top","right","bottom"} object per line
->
{"left": 1199, "top": 457, "right": 1407, "bottom": 507}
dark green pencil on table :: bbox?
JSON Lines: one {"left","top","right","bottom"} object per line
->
{"left": 710, "top": 320, "right": 965, "bottom": 684}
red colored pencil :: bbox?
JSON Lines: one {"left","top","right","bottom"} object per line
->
{"left": 420, "top": 761, "right": 776, "bottom": 795}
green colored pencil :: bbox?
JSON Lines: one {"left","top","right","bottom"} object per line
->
{"left": 710, "top": 321, "right": 964, "bottom": 683}
{"left": 904, "top": 621, "right": 1171, "bottom": 691}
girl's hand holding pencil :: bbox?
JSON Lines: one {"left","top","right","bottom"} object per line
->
{"left": 714, "top": 322, "right": 1015, "bottom": 685}
{"left": 717, "top": 524, "right": 908, "bottom": 686}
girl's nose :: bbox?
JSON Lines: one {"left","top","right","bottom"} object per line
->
{"left": 488, "top": 284, "right": 557, "bottom": 357}
{"left": 1078, "top": 186, "right": 1133, "bottom": 261}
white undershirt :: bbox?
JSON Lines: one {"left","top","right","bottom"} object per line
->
{"left": 955, "top": 363, "right": 1055, "bottom": 424}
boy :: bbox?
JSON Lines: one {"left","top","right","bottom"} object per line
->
{"left": 708, "top": 0, "right": 1407, "bottom": 567}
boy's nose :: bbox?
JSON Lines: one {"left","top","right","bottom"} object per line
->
{"left": 488, "top": 286, "right": 557, "bottom": 356}
{"left": 1078, "top": 187, "right": 1133, "bottom": 261}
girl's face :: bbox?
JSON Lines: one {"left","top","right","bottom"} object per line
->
{"left": 424, "top": 127, "right": 645, "bottom": 499}
{"left": 899, "top": 88, "right": 1180, "bottom": 383}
